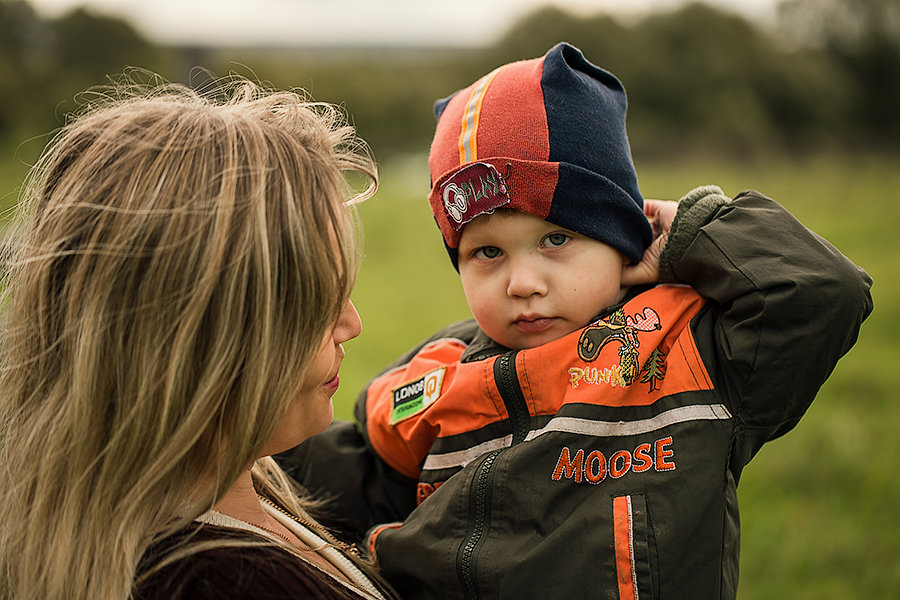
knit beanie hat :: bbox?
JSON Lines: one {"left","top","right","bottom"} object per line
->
{"left": 428, "top": 42, "right": 652, "bottom": 268}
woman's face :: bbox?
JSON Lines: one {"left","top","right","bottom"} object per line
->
{"left": 260, "top": 300, "right": 362, "bottom": 456}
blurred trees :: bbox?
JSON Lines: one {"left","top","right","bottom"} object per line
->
{"left": 483, "top": 2, "right": 868, "bottom": 156}
{"left": 0, "top": 0, "right": 48, "bottom": 136}
{"left": 1, "top": 0, "right": 899, "bottom": 159}
{"left": 0, "top": 0, "right": 169, "bottom": 144}
{"left": 779, "top": 0, "right": 900, "bottom": 144}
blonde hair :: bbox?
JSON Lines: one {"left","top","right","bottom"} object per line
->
{"left": 0, "top": 75, "right": 376, "bottom": 600}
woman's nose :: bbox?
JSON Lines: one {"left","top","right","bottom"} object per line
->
{"left": 334, "top": 300, "right": 362, "bottom": 343}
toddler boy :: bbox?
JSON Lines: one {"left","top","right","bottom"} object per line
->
{"left": 282, "top": 43, "right": 872, "bottom": 599}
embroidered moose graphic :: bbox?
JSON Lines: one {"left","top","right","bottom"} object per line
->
{"left": 577, "top": 307, "right": 664, "bottom": 388}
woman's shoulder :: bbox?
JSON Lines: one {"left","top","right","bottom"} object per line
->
{"left": 133, "top": 525, "right": 362, "bottom": 600}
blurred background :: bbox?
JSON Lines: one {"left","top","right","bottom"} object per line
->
{"left": 1, "top": 0, "right": 897, "bottom": 597}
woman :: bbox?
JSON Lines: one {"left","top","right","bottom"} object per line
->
{"left": 0, "top": 76, "right": 396, "bottom": 599}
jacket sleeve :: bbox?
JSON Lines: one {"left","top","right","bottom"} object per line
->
{"left": 276, "top": 420, "right": 418, "bottom": 545}
{"left": 659, "top": 185, "right": 873, "bottom": 470}
{"left": 276, "top": 319, "right": 482, "bottom": 543}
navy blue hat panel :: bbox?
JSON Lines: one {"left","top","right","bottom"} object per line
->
{"left": 541, "top": 43, "right": 644, "bottom": 210}
{"left": 433, "top": 90, "right": 460, "bottom": 122}
{"left": 548, "top": 164, "right": 652, "bottom": 265}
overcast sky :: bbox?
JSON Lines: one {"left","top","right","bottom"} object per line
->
{"left": 27, "top": 0, "right": 782, "bottom": 47}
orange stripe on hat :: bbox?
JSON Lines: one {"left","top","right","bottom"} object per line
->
{"left": 613, "top": 495, "right": 638, "bottom": 600}
{"left": 458, "top": 66, "right": 504, "bottom": 165}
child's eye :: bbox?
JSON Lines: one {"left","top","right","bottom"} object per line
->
{"left": 474, "top": 246, "right": 502, "bottom": 260}
{"left": 543, "top": 233, "right": 571, "bottom": 248}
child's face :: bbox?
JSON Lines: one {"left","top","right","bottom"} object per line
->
{"left": 458, "top": 210, "right": 626, "bottom": 350}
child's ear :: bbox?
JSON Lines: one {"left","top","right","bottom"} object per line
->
{"left": 621, "top": 245, "right": 662, "bottom": 287}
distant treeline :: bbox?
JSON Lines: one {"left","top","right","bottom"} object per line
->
{"left": 2, "top": 0, "right": 898, "bottom": 160}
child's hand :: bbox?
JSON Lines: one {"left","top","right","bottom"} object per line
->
{"left": 621, "top": 199, "right": 678, "bottom": 286}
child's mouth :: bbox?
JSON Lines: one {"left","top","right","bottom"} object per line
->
{"left": 514, "top": 317, "right": 555, "bottom": 334}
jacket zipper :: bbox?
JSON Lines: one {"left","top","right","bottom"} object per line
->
{"left": 456, "top": 350, "right": 530, "bottom": 599}
{"left": 456, "top": 449, "right": 500, "bottom": 600}
{"left": 494, "top": 350, "right": 530, "bottom": 444}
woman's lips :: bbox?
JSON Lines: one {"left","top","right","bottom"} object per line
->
{"left": 323, "top": 373, "right": 340, "bottom": 394}
{"left": 514, "top": 317, "right": 555, "bottom": 334}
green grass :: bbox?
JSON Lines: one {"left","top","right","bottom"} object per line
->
{"left": 2, "top": 148, "right": 895, "bottom": 598}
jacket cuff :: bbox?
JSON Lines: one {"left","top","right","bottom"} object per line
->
{"left": 363, "top": 522, "right": 403, "bottom": 564}
{"left": 659, "top": 185, "right": 731, "bottom": 282}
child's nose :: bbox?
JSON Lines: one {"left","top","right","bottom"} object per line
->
{"left": 506, "top": 259, "right": 548, "bottom": 298}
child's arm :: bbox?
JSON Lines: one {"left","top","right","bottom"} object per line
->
{"left": 276, "top": 420, "right": 418, "bottom": 544}
{"left": 626, "top": 185, "right": 873, "bottom": 468}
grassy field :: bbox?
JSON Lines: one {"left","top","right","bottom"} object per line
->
{"left": 2, "top": 148, "right": 896, "bottom": 598}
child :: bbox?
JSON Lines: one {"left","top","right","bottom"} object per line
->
{"left": 282, "top": 43, "right": 873, "bottom": 599}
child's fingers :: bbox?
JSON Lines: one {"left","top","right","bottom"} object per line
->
{"left": 643, "top": 200, "right": 678, "bottom": 237}
{"left": 624, "top": 201, "right": 676, "bottom": 286}
{"left": 621, "top": 234, "right": 665, "bottom": 287}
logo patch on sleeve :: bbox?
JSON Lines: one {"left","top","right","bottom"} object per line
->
{"left": 390, "top": 367, "right": 447, "bottom": 425}
{"left": 440, "top": 162, "right": 510, "bottom": 230}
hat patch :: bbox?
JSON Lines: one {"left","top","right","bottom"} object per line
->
{"left": 440, "top": 162, "right": 510, "bottom": 230}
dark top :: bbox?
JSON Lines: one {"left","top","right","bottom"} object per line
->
{"left": 134, "top": 524, "right": 381, "bottom": 600}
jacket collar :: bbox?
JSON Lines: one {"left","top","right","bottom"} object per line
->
{"left": 459, "top": 284, "right": 652, "bottom": 363}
